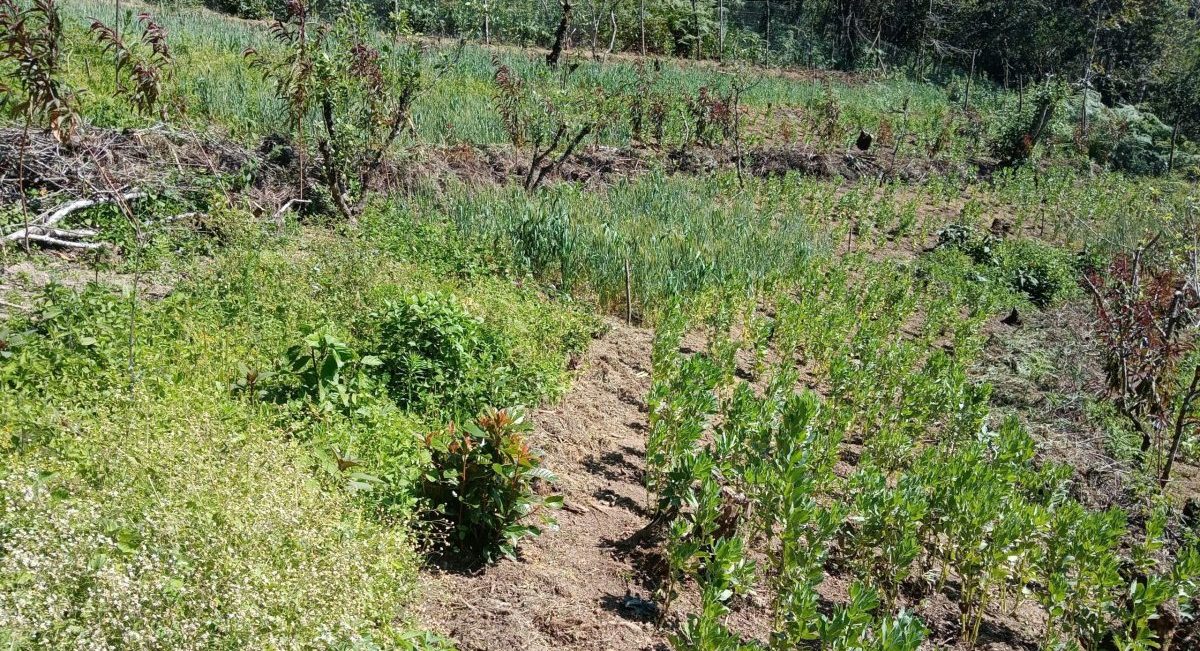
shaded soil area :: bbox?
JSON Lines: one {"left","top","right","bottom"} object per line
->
{"left": 416, "top": 141, "right": 976, "bottom": 191}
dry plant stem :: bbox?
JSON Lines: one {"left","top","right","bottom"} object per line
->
{"left": 18, "top": 120, "right": 31, "bottom": 254}
{"left": 547, "top": 0, "right": 571, "bottom": 68}
{"left": 1161, "top": 365, "right": 1200, "bottom": 488}
{"left": 624, "top": 256, "right": 633, "bottom": 325}
{"left": 2, "top": 192, "right": 146, "bottom": 249}
{"left": 733, "top": 85, "right": 744, "bottom": 186}
{"left": 13, "top": 225, "right": 98, "bottom": 239}
{"left": 271, "top": 199, "right": 303, "bottom": 223}
{"left": 525, "top": 124, "right": 593, "bottom": 191}
{"left": 8, "top": 233, "right": 106, "bottom": 250}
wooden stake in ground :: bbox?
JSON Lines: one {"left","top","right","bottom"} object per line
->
{"left": 624, "top": 256, "right": 633, "bottom": 325}
{"left": 639, "top": 0, "right": 645, "bottom": 56}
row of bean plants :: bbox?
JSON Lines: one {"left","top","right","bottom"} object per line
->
{"left": 644, "top": 256, "right": 1200, "bottom": 650}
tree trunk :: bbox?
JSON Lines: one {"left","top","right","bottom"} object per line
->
{"left": 607, "top": 6, "right": 617, "bottom": 54}
{"left": 733, "top": 82, "right": 745, "bottom": 186}
{"left": 547, "top": 0, "right": 572, "bottom": 67}
{"left": 765, "top": 0, "right": 771, "bottom": 46}
{"left": 691, "top": 0, "right": 701, "bottom": 60}
{"left": 624, "top": 256, "right": 633, "bottom": 325}
{"left": 963, "top": 50, "right": 976, "bottom": 111}
{"left": 1168, "top": 121, "right": 1180, "bottom": 175}
{"left": 718, "top": 0, "right": 725, "bottom": 59}
{"left": 115, "top": 0, "right": 122, "bottom": 92}
{"left": 639, "top": 0, "right": 645, "bottom": 56}
{"left": 590, "top": 1, "right": 600, "bottom": 60}
{"left": 1081, "top": 31, "right": 1098, "bottom": 145}
{"left": 917, "top": 0, "right": 934, "bottom": 75}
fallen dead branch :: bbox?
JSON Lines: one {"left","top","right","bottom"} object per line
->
{"left": 0, "top": 125, "right": 254, "bottom": 203}
{"left": 3, "top": 191, "right": 145, "bottom": 250}
{"left": 271, "top": 198, "right": 307, "bottom": 226}
{"left": 7, "top": 232, "right": 107, "bottom": 250}
{"left": 0, "top": 298, "right": 33, "bottom": 312}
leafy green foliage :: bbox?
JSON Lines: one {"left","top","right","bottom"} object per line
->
{"left": 646, "top": 258, "right": 1200, "bottom": 650}
{"left": 0, "top": 190, "right": 594, "bottom": 643}
{"left": 378, "top": 292, "right": 523, "bottom": 418}
{"left": 997, "top": 238, "right": 1079, "bottom": 308}
{"left": 311, "top": 5, "right": 421, "bottom": 219}
{"left": 0, "top": 0, "right": 77, "bottom": 141}
{"left": 0, "top": 284, "right": 131, "bottom": 403}
{"left": 420, "top": 406, "right": 560, "bottom": 562}
{"left": 988, "top": 80, "right": 1067, "bottom": 167}
{"left": 88, "top": 11, "right": 173, "bottom": 117}
{"left": 936, "top": 223, "right": 1077, "bottom": 307}
{"left": 254, "top": 327, "right": 381, "bottom": 415}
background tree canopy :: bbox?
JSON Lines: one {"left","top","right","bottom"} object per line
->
{"left": 196, "top": 0, "right": 1199, "bottom": 137}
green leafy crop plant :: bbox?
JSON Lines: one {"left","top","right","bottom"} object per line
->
{"left": 642, "top": 250, "right": 1200, "bottom": 650}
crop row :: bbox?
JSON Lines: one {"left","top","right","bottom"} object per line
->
{"left": 643, "top": 256, "right": 1200, "bottom": 650}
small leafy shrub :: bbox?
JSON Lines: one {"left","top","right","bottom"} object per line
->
{"left": 989, "top": 80, "right": 1066, "bottom": 167}
{"left": 489, "top": 60, "right": 594, "bottom": 191}
{"left": 89, "top": 12, "right": 173, "bottom": 118}
{"left": 421, "top": 406, "right": 561, "bottom": 562}
{"left": 377, "top": 292, "right": 501, "bottom": 416}
{"left": 937, "top": 222, "right": 1000, "bottom": 266}
{"left": 252, "top": 327, "right": 381, "bottom": 416}
{"left": 376, "top": 292, "right": 569, "bottom": 419}
{"left": 937, "top": 225, "right": 1076, "bottom": 307}
{"left": 687, "top": 85, "right": 734, "bottom": 147}
{"left": 205, "top": 0, "right": 286, "bottom": 20}
{"left": 1087, "top": 251, "right": 1198, "bottom": 479}
{"left": 997, "top": 239, "right": 1078, "bottom": 307}
{"left": 0, "top": 0, "right": 77, "bottom": 142}
{"left": 310, "top": 7, "right": 421, "bottom": 220}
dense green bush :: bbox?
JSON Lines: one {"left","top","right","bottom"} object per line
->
{"left": 936, "top": 225, "right": 1077, "bottom": 307}
{"left": 988, "top": 81, "right": 1068, "bottom": 167}
{"left": 420, "top": 406, "right": 561, "bottom": 563}
{"left": 204, "top": 0, "right": 285, "bottom": 19}
{"left": 377, "top": 292, "right": 505, "bottom": 416}
{"left": 375, "top": 291, "right": 587, "bottom": 419}
{"left": 997, "top": 239, "right": 1079, "bottom": 308}
{"left": 937, "top": 222, "right": 1000, "bottom": 266}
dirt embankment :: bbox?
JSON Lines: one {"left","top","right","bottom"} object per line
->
{"left": 1, "top": 125, "right": 979, "bottom": 218}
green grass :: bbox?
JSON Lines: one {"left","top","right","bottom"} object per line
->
{"left": 56, "top": 0, "right": 977, "bottom": 153}
{"left": 4, "top": 3, "right": 1200, "bottom": 648}
{"left": 402, "top": 172, "right": 832, "bottom": 318}
{"left": 0, "top": 202, "right": 593, "bottom": 648}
